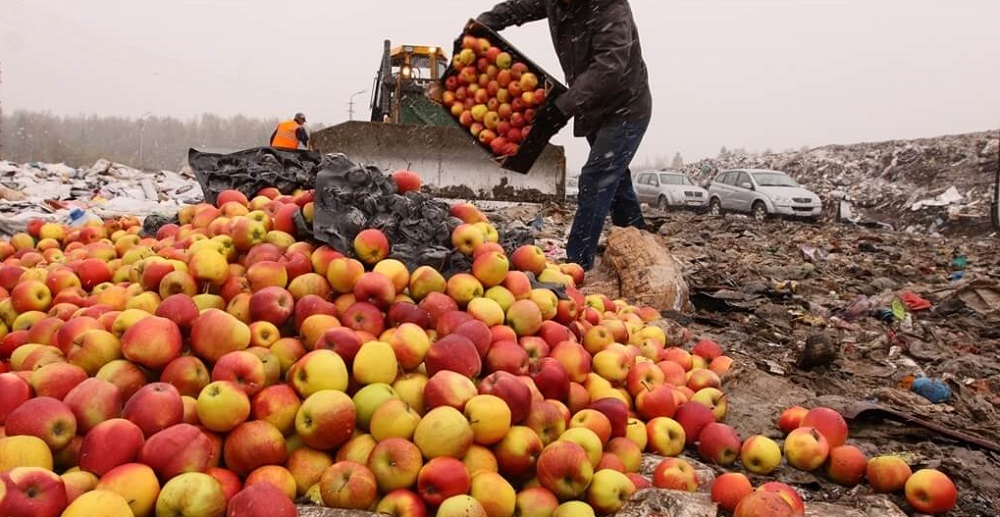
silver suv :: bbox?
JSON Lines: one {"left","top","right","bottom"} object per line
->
{"left": 707, "top": 169, "right": 822, "bottom": 221}
{"left": 633, "top": 170, "right": 708, "bottom": 211}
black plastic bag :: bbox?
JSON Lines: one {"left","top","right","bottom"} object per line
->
{"left": 189, "top": 147, "right": 326, "bottom": 205}
{"left": 314, "top": 154, "right": 469, "bottom": 274}
{"left": 141, "top": 214, "right": 179, "bottom": 238}
{"left": 499, "top": 226, "right": 534, "bottom": 256}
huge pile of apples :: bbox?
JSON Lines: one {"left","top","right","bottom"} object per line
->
{"left": 0, "top": 170, "right": 959, "bottom": 517}
{"left": 442, "top": 34, "right": 547, "bottom": 158}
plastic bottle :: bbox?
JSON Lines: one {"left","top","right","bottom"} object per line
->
{"left": 62, "top": 208, "right": 101, "bottom": 228}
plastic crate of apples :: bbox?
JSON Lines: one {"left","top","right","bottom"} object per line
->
{"left": 442, "top": 22, "right": 568, "bottom": 173}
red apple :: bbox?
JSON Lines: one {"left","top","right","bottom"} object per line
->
{"left": 248, "top": 286, "right": 295, "bottom": 327}
{"left": 777, "top": 406, "right": 808, "bottom": 435}
{"left": 416, "top": 456, "right": 470, "bottom": 507}
{"left": 62, "top": 377, "right": 123, "bottom": 433}
{"left": 478, "top": 371, "right": 532, "bottom": 424}
{"left": 697, "top": 422, "right": 741, "bottom": 466}
{"left": 535, "top": 441, "right": 594, "bottom": 500}
{"left": 651, "top": 457, "right": 697, "bottom": 492}
{"left": 866, "top": 455, "right": 912, "bottom": 494}
{"left": 588, "top": 397, "right": 629, "bottom": 439}
{"left": 123, "top": 382, "right": 184, "bottom": 438}
{"left": 425, "top": 334, "right": 482, "bottom": 379}
{"left": 734, "top": 490, "right": 798, "bottom": 517}
{"left": 4, "top": 396, "right": 77, "bottom": 452}
{"left": 138, "top": 423, "right": 215, "bottom": 480}
{"left": 673, "top": 402, "right": 715, "bottom": 445}
{"left": 120, "top": 316, "right": 183, "bottom": 370}
{"left": 711, "top": 472, "right": 753, "bottom": 513}
{"left": 224, "top": 481, "right": 295, "bottom": 517}
{"left": 0, "top": 372, "right": 32, "bottom": 425}
{"left": 799, "top": 406, "right": 849, "bottom": 447}
{"left": 484, "top": 340, "right": 530, "bottom": 376}
{"left": 78, "top": 418, "right": 145, "bottom": 477}
{"left": 904, "top": 468, "right": 957, "bottom": 514}
{"left": 529, "top": 357, "right": 569, "bottom": 401}
{"left": 222, "top": 420, "right": 288, "bottom": 478}
{"left": 0, "top": 467, "right": 68, "bottom": 517}
{"left": 826, "top": 444, "right": 868, "bottom": 487}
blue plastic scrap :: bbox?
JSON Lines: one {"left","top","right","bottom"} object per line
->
{"left": 910, "top": 377, "right": 952, "bottom": 404}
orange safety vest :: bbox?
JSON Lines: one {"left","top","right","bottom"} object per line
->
{"left": 271, "top": 120, "right": 302, "bottom": 149}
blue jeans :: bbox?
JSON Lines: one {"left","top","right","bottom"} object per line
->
{"left": 566, "top": 116, "right": 650, "bottom": 270}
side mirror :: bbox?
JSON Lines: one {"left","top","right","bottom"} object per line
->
{"left": 739, "top": 182, "right": 753, "bottom": 190}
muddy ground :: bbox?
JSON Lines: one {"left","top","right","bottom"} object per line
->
{"left": 579, "top": 208, "right": 1000, "bottom": 516}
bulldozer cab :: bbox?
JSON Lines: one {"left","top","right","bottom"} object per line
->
{"left": 370, "top": 41, "right": 450, "bottom": 125}
{"left": 390, "top": 44, "right": 447, "bottom": 87}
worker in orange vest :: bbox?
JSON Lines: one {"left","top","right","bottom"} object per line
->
{"left": 270, "top": 113, "right": 309, "bottom": 149}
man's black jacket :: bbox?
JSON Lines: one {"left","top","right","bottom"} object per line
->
{"left": 478, "top": 0, "right": 652, "bottom": 137}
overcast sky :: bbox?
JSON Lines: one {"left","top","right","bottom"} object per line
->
{"left": 2, "top": 0, "right": 998, "bottom": 171}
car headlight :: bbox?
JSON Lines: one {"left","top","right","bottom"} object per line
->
{"left": 772, "top": 196, "right": 790, "bottom": 204}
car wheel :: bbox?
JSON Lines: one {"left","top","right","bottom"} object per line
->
{"left": 657, "top": 196, "right": 670, "bottom": 211}
{"left": 751, "top": 201, "right": 767, "bottom": 222}
{"left": 708, "top": 198, "right": 722, "bottom": 216}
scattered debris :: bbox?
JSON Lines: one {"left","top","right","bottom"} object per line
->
{"left": 796, "top": 333, "right": 838, "bottom": 371}
{"left": 483, "top": 204, "right": 999, "bottom": 516}
{"left": 0, "top": 158, "right": 202, "bottom": 235}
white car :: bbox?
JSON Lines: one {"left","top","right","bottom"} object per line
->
{"left": 707, "top": 169, "right": 822, "bottom": 221}
{"left": 633, "top": 170, "right": 708, "bottom": 211}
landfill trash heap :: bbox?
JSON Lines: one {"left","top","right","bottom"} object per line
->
{"left": 0, "top": 158, "right": 203, "bottom": 233}
{"left": 0, "top": 161, "right": 963, "bottom": 517}
{"left": 680, "top": 130, "right": 998, "bottom": 235}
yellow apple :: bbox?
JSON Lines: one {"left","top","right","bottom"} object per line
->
{"left": 464, "top": 394, "right": 512, "bottom": 446}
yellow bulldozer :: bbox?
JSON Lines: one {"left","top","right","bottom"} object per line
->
{"left": 310, "top": 40, "right": 567, "bottom": 202}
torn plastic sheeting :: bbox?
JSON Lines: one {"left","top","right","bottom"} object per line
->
{"left": 900, "top": 290, "right": 933, "bottom": 311}
{"left": 22, "top": 181, "right": 73, "bottom": 200}
{"left": 188, "top": 147, "right": 325, "bottom": 205}
{"left": 615, "top": 489, "right": 717, "bottom": 517}
{"left": 295, "top": 507, "right": 377, "bottom": 517}
{"left": 911, "top": 185, "right": 963, "bottom": 210}
{"left": 943, "top": 280, "right": 1000, "bottom": 314}
{"left": 90, "top": 197, "right": 182, "bottom": 218}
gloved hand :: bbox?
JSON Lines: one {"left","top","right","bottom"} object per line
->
{"left": 531, "top": 99, "right": 570, "bottom": 134}
{"left": 468, "top": 15, "right": 496, "bottom": 33}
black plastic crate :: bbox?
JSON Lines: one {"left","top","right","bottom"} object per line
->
{"left": 442, "top": 20, "right": 569, "bottom": 174}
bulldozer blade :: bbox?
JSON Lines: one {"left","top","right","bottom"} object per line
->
{"left": 310, "top": 121, "right": 566, "bottom": 203}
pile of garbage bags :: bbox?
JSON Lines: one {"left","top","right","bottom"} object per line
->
{"left": 189, "top": 148, "right": 532, "bottom": 274}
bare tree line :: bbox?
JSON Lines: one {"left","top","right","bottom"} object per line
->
{"left": 0, "top": 111, "right": 291, "bottom": 170}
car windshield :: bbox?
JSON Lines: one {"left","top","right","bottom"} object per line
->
{"left": 751, "top": 172, "right": 799, "bottom": 187}
{"left": 660, "top": 174, "right": 693, "bottom": 185}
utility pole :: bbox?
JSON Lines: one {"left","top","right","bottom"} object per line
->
{"left": 348, "top": 89, "right": 367, "bottom": 121}
{"left": 137, "top": 112, "right": 151, "bottom": 169}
